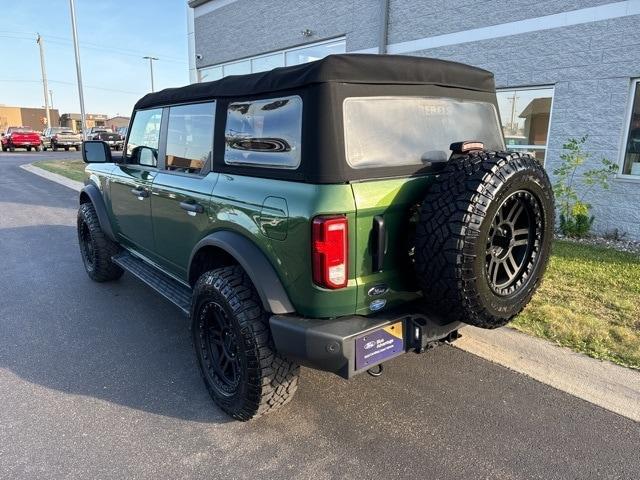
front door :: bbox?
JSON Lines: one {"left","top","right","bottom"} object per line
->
{"left": 149, "top": 102, "right": 218, "bottom": 279}
{"left": 110, "top": 107, "right": 163, "bottom": 257}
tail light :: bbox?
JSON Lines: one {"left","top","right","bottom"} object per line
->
{"left": 312, "top": 215, "right": 348, "bottom": 289}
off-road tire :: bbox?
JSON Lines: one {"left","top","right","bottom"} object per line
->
{"left": 192, "top": 266, "right": 300, "bottom": 421}
{"left": 77, "top": 202, "right": 124, "bottom": 282}
{"left": 414, "top": 151, "right": 554, "bottom": 329}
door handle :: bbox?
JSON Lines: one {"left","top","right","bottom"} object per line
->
{"left": 130, "top": 188, "right": 149, "bottom": 198}
{"left": 179, "top": 201, "right": 204, "bottom": 214}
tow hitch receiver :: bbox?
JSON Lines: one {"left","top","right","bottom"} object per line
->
{"left": 407, "top": 316, "right": 462, "bottom": 353}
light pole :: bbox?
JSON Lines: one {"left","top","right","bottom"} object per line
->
{"left": 143, "top": 56, "right": 158, "bottom": 92}
{"left": 49, "top": 90, "right": 54, "bottom": 109}
{"left": 69, "top": 0, "right": 87, "bottom": 138}
{"left": 36, "top": 34, "right": 51, "bottom": 128}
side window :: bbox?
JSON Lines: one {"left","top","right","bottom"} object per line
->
{"left": 224, "top": 95, "right": 302, "bottom": 169}
{"left": 165, "top": 102, "right": 215, "bottom": 175}
{"left": 126, "top": 108, "right": 162, "bottom": 167}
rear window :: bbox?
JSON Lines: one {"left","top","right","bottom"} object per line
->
{"left": 224, "top": 95, "right": 302, "bottom": 169}
{"left": 343, "top": 96, "right": 505, "bottom": 168}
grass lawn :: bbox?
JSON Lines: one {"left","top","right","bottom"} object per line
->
{"left": 34, "top": 159, "right": 86, "bottom": 183}
{"left": 513, "top": 240, "right": 640, "bottom": 370}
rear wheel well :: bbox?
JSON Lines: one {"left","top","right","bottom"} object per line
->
{"left": 79, "top": 192, "right": 91, "bottom": 204}
{"left": 188, "top": 246, "right": 237, "bottom": 286}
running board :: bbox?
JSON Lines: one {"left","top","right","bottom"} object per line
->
{"left": 112, "top": 252, "right": 192, "bottom": 316}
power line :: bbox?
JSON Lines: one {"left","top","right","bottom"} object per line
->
{"left": 0, "top": 30, "right": 187, "bottom": 64}
{"left": 0, "top": 78, "right": 143, "bottom": 95}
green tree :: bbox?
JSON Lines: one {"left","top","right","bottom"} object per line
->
{"left": 553, "top": 136, "right": 617, "bottom": 237}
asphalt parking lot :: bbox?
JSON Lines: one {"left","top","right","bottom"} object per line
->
{"left": 1, "top": 151, "right": 639, "bottom": 479}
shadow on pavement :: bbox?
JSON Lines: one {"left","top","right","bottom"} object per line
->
{"left": 0, "top": 224, "right": 231, "bottom": 424}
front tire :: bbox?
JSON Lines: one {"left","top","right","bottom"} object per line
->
{"left": 414, "top": 151, "right": 554, "bottom": 329}
{"left": 191, "top": 266, "right": 300, "bottom": 421}
{"left": 77, "top": 202, "right": 124, "bottom": 282}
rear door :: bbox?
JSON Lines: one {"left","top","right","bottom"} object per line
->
{"left": 110, "top": 108, "right": 163, "bottom": 257}
{"left": 344, "top": 95, "right": 505, "bottom": 315}
{"left": 150, "top": 101, "right": 218, "bottom": 279}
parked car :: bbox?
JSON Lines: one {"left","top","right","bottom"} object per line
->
{"left": 116, "top": 126, "right": 128, "bottom": 140}
{"left": 77, "top": 54, "right": 554, "bottom": 421}
{"left": 86, "top": 127, "right": 123, "bottom": 150}
{"left": 1, "top": 126, "right": 42, "bottom": 151}
{"left": 41, "top": 127, "right": 83, "bottom": 151}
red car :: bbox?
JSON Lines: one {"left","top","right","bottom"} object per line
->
{"left": 1, "top": 126, "right": 43, "bottom": 152}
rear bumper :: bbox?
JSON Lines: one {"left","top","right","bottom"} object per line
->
{"left": 270, "top": 309, "right": 462, "bottom": 379}
{"left": 9, "top": 140, "right": 40, "bottom": 146}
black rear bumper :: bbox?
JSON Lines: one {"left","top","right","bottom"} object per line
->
{"left": 270, "top": 310, "right": 462, "bottom": 379}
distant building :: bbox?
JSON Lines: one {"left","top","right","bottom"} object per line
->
{"left": 0, "top": 106, "right": 60, "bottom": 132}
{"left": 105, "top": 116, "right": 130, "bottom": 130}
{"left": 60, "top": 113, "right": 109, "bottom": 132}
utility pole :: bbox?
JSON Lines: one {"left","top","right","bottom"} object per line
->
{"left": 508, "top": 92, "right": 519, "bottom": 135}
{"left": 69, "top": 0, "right": 87, "bottom": 138}
{"left": 143, "top": 56, "right": 158, "bottom": 92}
{"left": 36, "top": 34, "right": 51, "bottom": 128}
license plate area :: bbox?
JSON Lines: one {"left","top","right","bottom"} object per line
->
{"left": 354, "top": 321, "right": 404, "bottom": 371}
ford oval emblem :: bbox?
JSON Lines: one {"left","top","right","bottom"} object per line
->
{"left": 369, "top": 299, "right": 386, "bottom": 312}
{"left": 368, "top": 284, "right": 389, "bottom": 297}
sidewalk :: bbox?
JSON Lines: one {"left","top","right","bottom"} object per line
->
{"left": 456, "top": 326, "right": 640, "bottom": 422}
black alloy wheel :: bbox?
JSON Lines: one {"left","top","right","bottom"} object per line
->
{"left": 78, "top": 219, "right": 96, "bottom": 270}
{"left": 485, "top": 190, "right": 542, "bottom": 296}
{"left": 198, "top": 300, "right": 241, "bottom": 395}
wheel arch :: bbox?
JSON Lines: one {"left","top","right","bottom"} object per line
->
{"left": 79, "top": 183, "right": 116, "bottom": 242}
{"left": 188, "top": 231, "right": 295, "bottom": 315}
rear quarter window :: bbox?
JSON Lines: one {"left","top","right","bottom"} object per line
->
{"left": 343, "top": 96, "right": 505, "bottom": 168}
{"left": 224, "top": 95, "right": 302, "bottom": 169}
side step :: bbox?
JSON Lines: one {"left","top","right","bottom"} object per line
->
{"left": 112, "top": 251, "right": 192, "bottom": 316}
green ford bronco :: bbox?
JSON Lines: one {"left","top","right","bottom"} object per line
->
{"left": 77, "top": 54, "right": 554, "bottom": 421}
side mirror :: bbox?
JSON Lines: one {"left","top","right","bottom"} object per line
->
{"left": 138, "top": 146, "right": 157, "bottom": 167}
{"left": 82, "top": 140, "right": 112, "bottom": 163}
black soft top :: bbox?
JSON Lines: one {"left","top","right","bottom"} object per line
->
{"left": 134, "top": 54, "right": 494, "bottom": 110}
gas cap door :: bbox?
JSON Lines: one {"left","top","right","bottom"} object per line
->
{"left": 259, "top": 196, "right": 289, "bottom": 240}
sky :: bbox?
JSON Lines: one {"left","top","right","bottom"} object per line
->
{"left": 0, "top": 0, "right": 189, "bottom": 118}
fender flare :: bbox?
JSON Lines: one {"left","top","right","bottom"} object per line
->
{"left": 79, "top": 183, "right": 116, "bottom": 241}
{"left": 189, "top": 231, "right": 295, "bottom": 314}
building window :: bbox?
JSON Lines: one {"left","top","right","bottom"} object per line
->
{"left": 497, "top": 87, "right": 554, "bottom": 164}
{"left": 622, "top": 80, "right": 640, "bottom": 176}
{"left": 198, "top": 38, "right": 345, "bottom": 82}
{"left": 224, "top": 95, "right": 302, "bottom": 169}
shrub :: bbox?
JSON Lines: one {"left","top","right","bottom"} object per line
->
{"left": 552, "top": 136, "right": 617, "bottom": 238}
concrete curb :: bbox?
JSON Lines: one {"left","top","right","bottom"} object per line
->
{"left": 20, "top": 163, "right": 83, "bottom": 192}
{"left": 455, "top": 326, "right": 640, "bottom": 422}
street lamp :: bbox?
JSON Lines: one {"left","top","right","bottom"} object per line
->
{"left": 143, "top": 56, "right": 158, "bottom": 92}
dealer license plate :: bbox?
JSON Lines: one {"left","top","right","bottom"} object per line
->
{"left": 355, "top": 321, "right": 404, "bottom": 371}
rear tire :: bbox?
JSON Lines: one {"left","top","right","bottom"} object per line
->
{"left": 414, "top": 151, "right": 554, "bottom": 329}
{"left": 26, "top": 146, "right": 32, "bottom": 152}
{"left": 191, "top": 266, "right": 300, "bottom": 421}
{"left": 77, "top": 202, "right": 124, "bottom": 282}
{"left": 64, "top": 146, "right": 69, "bottom": 151}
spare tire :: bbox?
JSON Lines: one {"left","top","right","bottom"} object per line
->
{"left": 414, "top": 151, "right": 554, "bottom": 329}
